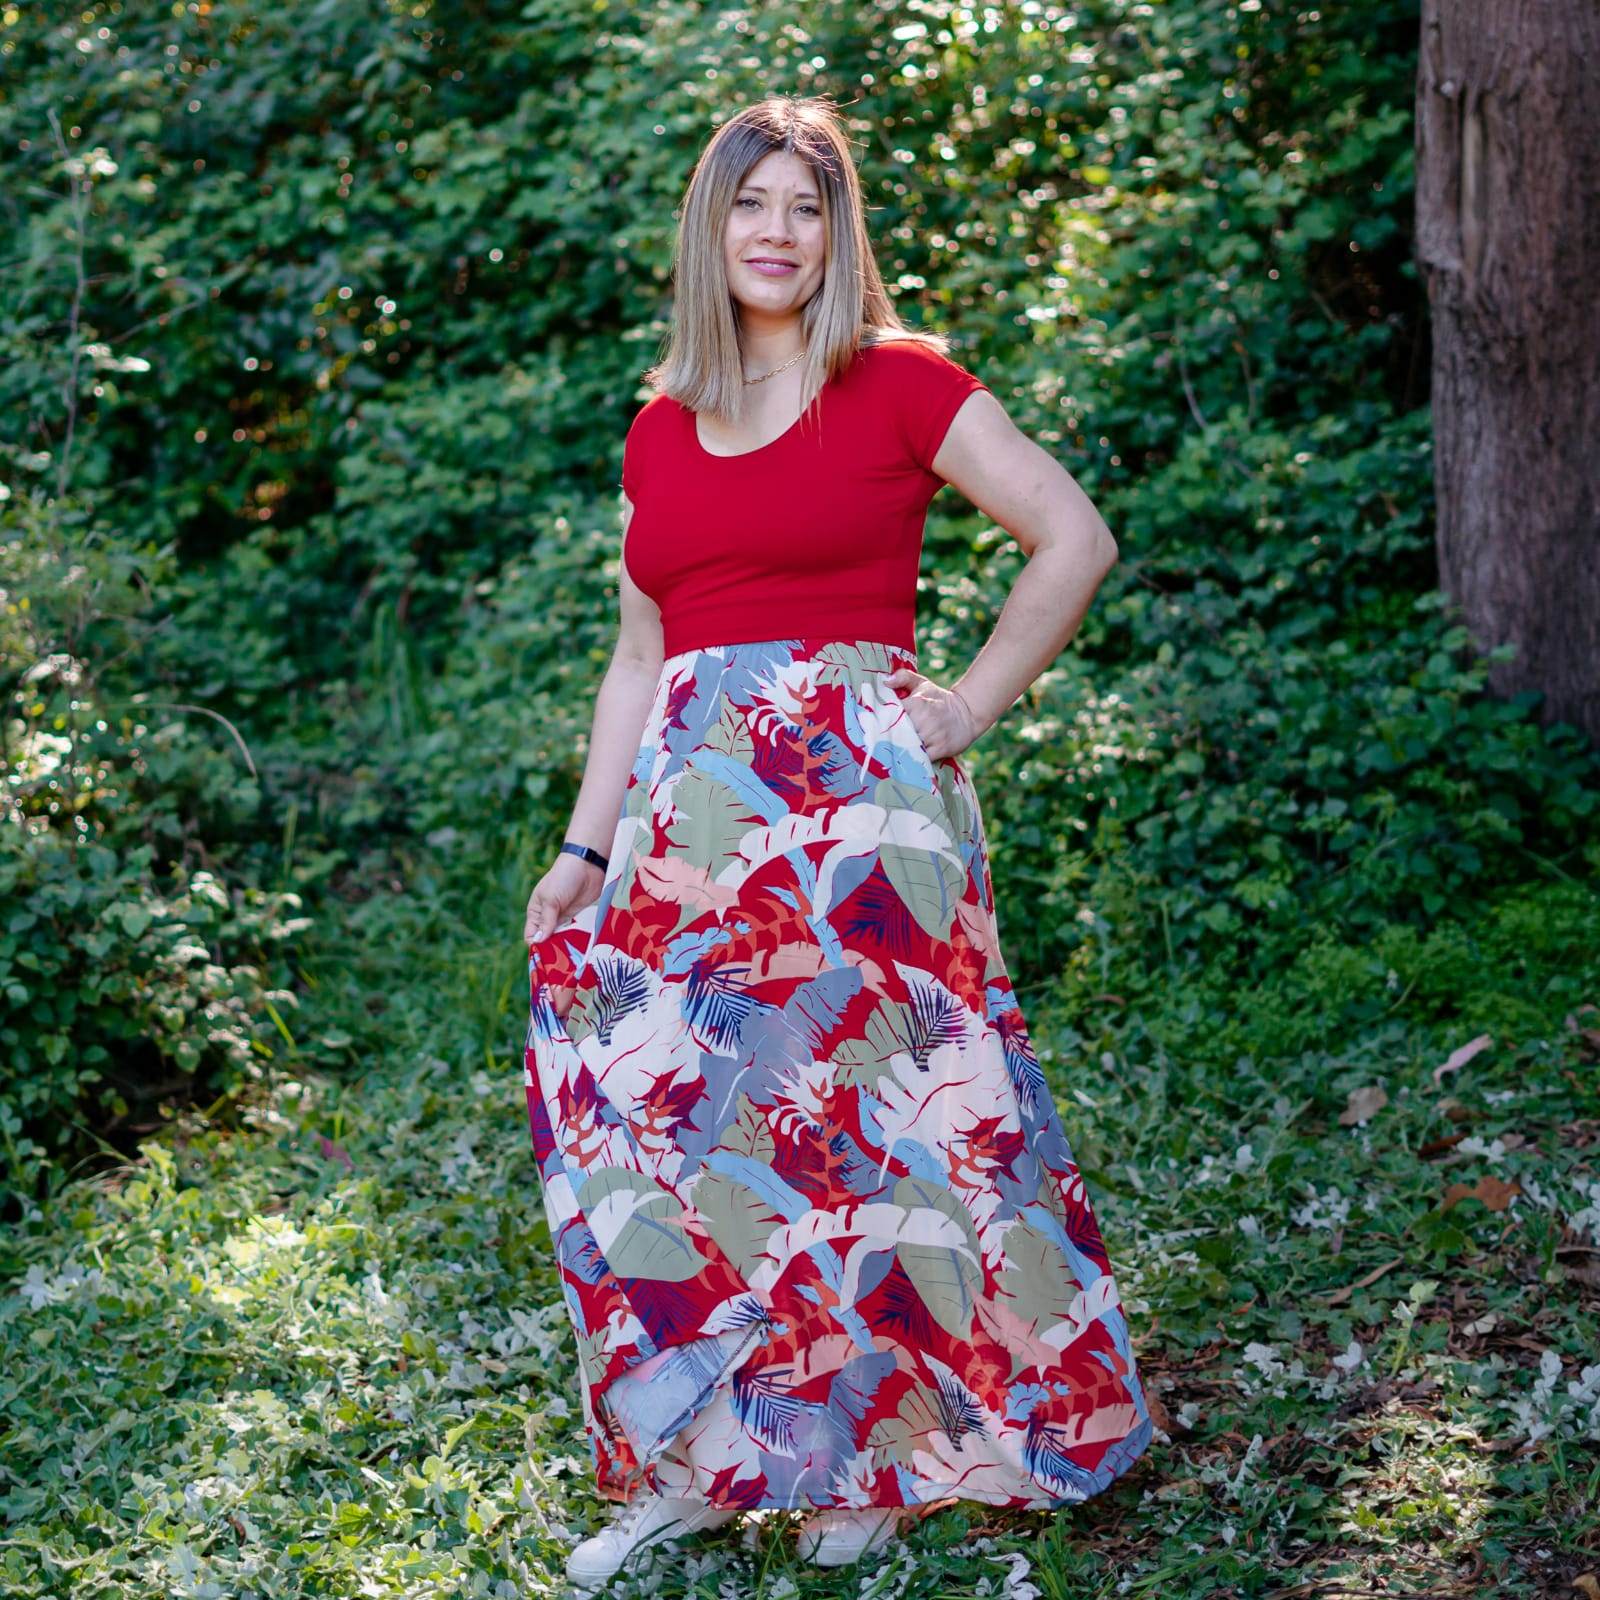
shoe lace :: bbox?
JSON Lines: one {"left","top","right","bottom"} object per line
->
{"left": 611, "top": 1493, "right": 658, "bottom": 1537}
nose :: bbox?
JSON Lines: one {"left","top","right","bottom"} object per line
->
{"left": 757, "top": 211, "right": 795, "bottom": 246}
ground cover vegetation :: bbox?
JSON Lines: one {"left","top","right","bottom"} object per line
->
{"left": 2, "top": 0, "right": 1597, "bottom": 1594}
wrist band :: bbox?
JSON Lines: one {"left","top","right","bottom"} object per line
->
{"left": 560, "top": 841, "right": 609, "bottom": 872}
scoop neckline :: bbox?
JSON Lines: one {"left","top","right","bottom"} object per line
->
{"left": 689, "top": 386, "right": 819, "bottom": 460}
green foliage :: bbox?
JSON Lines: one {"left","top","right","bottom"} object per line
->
{"left": 0, "top": 490, "right": 309, "bottom": 1190}
{"left": 0, "top": 950, "right": 1594, "bottom": 1597}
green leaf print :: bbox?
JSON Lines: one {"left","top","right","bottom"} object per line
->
{"left": 718, "top": 1094, "right": 776, "bottom": 1163}
{"left": 865, "top": 1378, "right": 942, "bottom": 1466}
{"left": 691, "top": 1170, "right": 782, "bottom": 1278}
{"left": 892, "top": 1176, "right": 986, "bottom": 1337}
{"left": 996, "top": 1218, "right": 1085, "bottom": 1327}
{"left": 936, "top": 764, "right": 975, "bottom": 849}
{"left": 872, "top": 778, "right": 965, "bottom": 940}
{"left": 893, "top": 1176, "right": 983, "bottom": 1259}
{"left": 602, "top": 1209, "right": 706, "bottom": 1283}
{"left": 579, "top": 1166, "right": 707, "bottom": 1284}
{"left": 832, "top": 999, "right": 917, "bottom": 1092}
{"left": 575, "top": 1324, "right": 612, "bottom": 1389}
{"left": 578, "top": 1166, "right": 664, "bottom": 1207}
{"left": 897, "top": 1236, "right": 985, "bottom": 1340}
{"left": 700, "top": 712, "right": 756, "bottom": 765}
{"left": 813, "top": 641, "right": 898, "bottom": 684}
{"left": 665, "top": 767, "right": 759, "bottom": 875}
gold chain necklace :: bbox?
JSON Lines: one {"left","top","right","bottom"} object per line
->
{"left": 742, "top": 348, "right": 806, "bottom": 386}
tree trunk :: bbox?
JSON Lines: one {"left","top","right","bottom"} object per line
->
{"left": 1415, "top": 0, "right": 1600, "bottom": 742}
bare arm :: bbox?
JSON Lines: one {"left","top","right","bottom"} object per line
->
{"left": 885, "top": 391, "right": 1118, "bottom": 759}
{"left": 524, "top": 497, "right": 665, "bottom": 943}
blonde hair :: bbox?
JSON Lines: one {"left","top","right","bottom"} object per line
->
{"left": 645, "top": 95, "right": 945, "bottom": 424}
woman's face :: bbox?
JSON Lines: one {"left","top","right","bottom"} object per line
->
{"left": 721, "top": 149, "right": 827, "bottom": 329}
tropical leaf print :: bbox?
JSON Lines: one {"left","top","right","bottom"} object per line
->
{"left": 692, "top": 1170, "right": 783, "bottom": 1279}
{"left": 831, "top": 1001, "right": 917, "bottom": 1093}
{"left": 683, "top": 960, "right": 758, "bottom": 1049}
{"left": 896, "top": 1234, "right": 985, "bottom": 1340}
{"left": 701, "top": 709, "right": 756, "bottom": 764}
{"left": 893, "top": 1174, "right": 986, "bottom": 1339}
{"left": 872, "top": 776, "right": 966, "bottom": 940}
{"left": 839, "top": 867, "right": 925, "bottom": 962}
{"left": 928, "top": 1355, "right": 990, "bottom": 1445}
{"left": 864, "top": 1378, "right": 943, "bottom": 1467}
{"left": 524, "top": 637, "right": 1150, "bottom": 1510}
{"left": 664, "top": 767, "right": 759, "bottom": 873}
{"left": 996, "top": 1218, "right": 1090, "bottom": 1326}
{"left": 718, "top": 1094, "right": 777, "bottom": 1163}
{"left": 874, "top": 1257, "right": 939, "bottom": 1346}
{"left": 813, "top": 640, "right": 898, "bottom": 682}
{"left": 570, "top": 955, "right": 651, "bottom": 1047}
{"left": 904, "top": 975, "right": 968, "bottom": 1070}
{"left": 1024, "top": 1413, "right": 1104, "bottom": 1499}
{"left": 580, "top": 1166, "right": 708, "bottom": 1284}
{"left": 733, "top": 1365, "right": 800, "bottom": 1450}
{"left": 997, "top": 1006, "right": 1047, "bottom": 1115}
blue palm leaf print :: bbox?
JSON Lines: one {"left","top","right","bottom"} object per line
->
{"left": 934, "top": 1365, "right": 989, "bottom": 1445}
{"left": 875, "top": 1258, "right": 937, "bottom": 1347}
{"left": 589, "top": 956, "right": 650, "bottom": 1046}
{"left": 906, "top": 976, "right": 966, "bottom": 1070}
{"left": 734, "top": 1366, "right": 800, "bottom": 1449}
{"left": 1024, "top": 1413, "right": 1101, "bottom": 1498}
{"left": 840, "top": 868, "right": 924, "bottom": 962}
{"left": 998, "top": 1007, "right": 1046, "bottom": 1114}
{"left": 684, "top": 960, "right": 758, "bottom": 1049}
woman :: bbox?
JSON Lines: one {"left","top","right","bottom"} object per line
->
{"left": 522, "top": 96, "right": 1151, "bottom": 1588}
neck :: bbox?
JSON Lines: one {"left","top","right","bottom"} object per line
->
{"left": 737, "top": 312, "right": 806, "bottom": 368}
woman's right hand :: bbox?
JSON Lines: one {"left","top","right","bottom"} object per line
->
{"left": 524, "top": 853, "right": 607, "bottom": 945}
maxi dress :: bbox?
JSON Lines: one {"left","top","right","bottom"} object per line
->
{"left": 523, "top": 339, "right": 1152, "bottom": 1512}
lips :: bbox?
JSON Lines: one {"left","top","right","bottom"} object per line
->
{"left": 745, "top": 258, "right": 799, "bottom": 275}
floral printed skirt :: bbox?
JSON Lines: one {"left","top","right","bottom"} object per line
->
{"left": 524, "top": 637, "right": 1151, "bottom": 1510}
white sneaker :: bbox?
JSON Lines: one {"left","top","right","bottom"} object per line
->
{"left": 796, "top": 1507, "right": 900, "bottom": 1567}
{"left": 565, "top": 1492, "right": 738, "bottom": 1587}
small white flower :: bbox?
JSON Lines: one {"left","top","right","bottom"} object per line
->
{"left": 1332, "top": 1340, "right": 1364, "bottom": 1374}
{"left": 18, "top": 1264, "right": 54, "bottom": 1309}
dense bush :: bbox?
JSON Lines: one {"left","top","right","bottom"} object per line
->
{"left": 1, "top": 0, "right": 1595, "bottom": 1193}
{"left": 0, "top": 492, "right": 311, "bottom": 1188}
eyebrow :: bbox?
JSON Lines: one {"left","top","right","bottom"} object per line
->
{"left": 739, "top": 184, "right": 821, "bottom": 201}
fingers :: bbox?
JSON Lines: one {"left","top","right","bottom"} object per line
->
{"left": 525, "top": 854, "right": 607, "bottom": 944}
{"left": 525, "top": 886, "right": 562, "bottom": 946}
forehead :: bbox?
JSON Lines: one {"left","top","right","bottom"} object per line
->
{"left": 738, "top": 148, "right": 821, "bottom": 196}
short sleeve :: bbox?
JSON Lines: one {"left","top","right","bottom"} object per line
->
{"left": 886, "top": 340, "right": 990, "bottom": 472}
{"left": 621, "top": 406, "right": 645, "bottom": 500}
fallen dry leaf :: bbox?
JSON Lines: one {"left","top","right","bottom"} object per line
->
{"left": 1567, "top": 1010, "right": 1600, "bottom": 1064}
{"left": 1441, "top": 1175, "right": 1521, "bottom": 1213}
{"left": 1433, "top": 1033, "right": 1493, "bottom": 1086}
{"left": 1145, "top": 1389, "right": 1174, "bottom": 1435}
{"left": 1571, "top": 1575, "right": 1600, "bottom": 1600}
{"left": 1338, "top": 1085, "right": 1389, "bottom": 1126}
{"left": 1324, "top": 1256, "right": 1406, "bottom": 1307}
{"left": 1562, "top": 1258, "right": 1600, "bottom": 1292}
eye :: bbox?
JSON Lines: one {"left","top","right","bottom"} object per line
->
{"left": 735, "top": 196, "right": 760, "bottom": 210}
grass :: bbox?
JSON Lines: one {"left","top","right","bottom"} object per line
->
{"left": 2, "top": 859, "right": 1598, "bottom": 1600}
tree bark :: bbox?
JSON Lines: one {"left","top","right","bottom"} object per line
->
{"left": 1415, "top": 0, "right": 1600, "bottom": 742}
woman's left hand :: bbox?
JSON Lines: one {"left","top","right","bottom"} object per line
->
{"left": 884, "top": 668, "right": 985, "bottom": 761}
